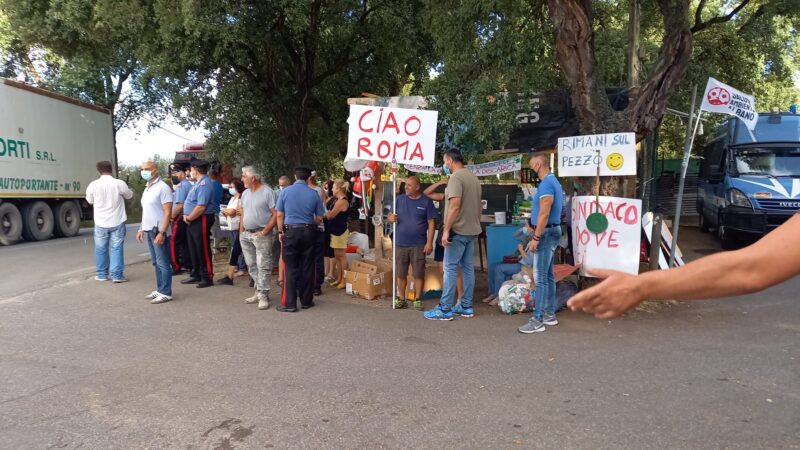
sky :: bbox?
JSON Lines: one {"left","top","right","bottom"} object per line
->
{"left": 116, "top": 116, "right": 206, "bottom": 167}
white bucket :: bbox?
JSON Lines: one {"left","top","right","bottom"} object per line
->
{"left": 494, "top": 211, "right": 507, "bottom": 225}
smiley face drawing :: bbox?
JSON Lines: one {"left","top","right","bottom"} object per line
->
{"left": 606, "top": 152, "right": 624, "bottom": 171}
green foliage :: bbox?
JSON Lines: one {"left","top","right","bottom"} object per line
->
{"left": 423, "top": 0, "right": 561, "bottom": 156}
{"left": 0, "top": 0, "right": 165, "bottom": 133}
{"left": 146, "top": 0, "right": 435, "bottom": 182}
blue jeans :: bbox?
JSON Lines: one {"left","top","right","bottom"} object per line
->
{"left": 489, "top": 262, "right": 522, "bottom": 295}
{"left": 440, "top": 234, "right": 476, "bottom": 311}
{"left": 532, "top": 226, "right": 561, "bottom": 320}
{"left": 146, "top": 230, "right": 172, "bottom": 296}
{"left": 94, "top": 223, "right": 126, "bottom": 280}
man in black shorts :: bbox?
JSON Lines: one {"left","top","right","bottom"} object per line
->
{"left": 388, "top": 176, "right": 438, "bottom": 308}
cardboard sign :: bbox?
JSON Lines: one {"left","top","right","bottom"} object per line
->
{"left": 571, "top": 196, "right": 642, "bottom": 276}
{"left": 557, "top": 132, "right": 636, "bottom": 176}
{"left": 346, "top": 105, "right": 438, "bottom": 166}
{"left": 700, "top": 77, "right": 759, "bottom": 131}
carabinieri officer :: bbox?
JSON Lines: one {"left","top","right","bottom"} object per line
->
{"left": 275, "top": 165, "right": 325, "bottom": 312}
{"left": 181, "top": 159, "right": 220, "bottom": 288}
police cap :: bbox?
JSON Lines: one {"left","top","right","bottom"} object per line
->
{"left": 294, "top": 165, "right": 313, "bottom": 176}
{"left": 190, "top": 159, "right": 210, "bottom": 170}
{"left": 170, "top": 162, "right": 189, "bottom": 172}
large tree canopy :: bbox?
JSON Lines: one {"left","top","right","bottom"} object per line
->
{"left": 0, "top": 0, "right": 164, "bottom": 138}
{"left": 146, "top": 0, "right": 435, "bottom": 179}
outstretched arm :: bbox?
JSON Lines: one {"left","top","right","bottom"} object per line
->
{"left": 568, "top": 214, "right": 800, "bottom": 319}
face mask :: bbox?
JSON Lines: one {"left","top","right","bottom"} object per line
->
{"left": 443, "top": 165, "right": 451, "bottom": 176}
{"left": 521, "top": 226, "right": 529, "bottom": 235}
{"left": 141, "top": 170, "right": 153, "bottom": 181}
{"left": 279, "top": 186, "right": 286, "bottom": 191}
{"left": 229, "top": 187, "right": 237, "bottom": 195}
{"left": 171, "top": 176, "right": 180, "bottom": 185}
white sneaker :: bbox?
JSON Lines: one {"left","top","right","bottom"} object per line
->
{"left": 150, "top": 294, "right": 173, "bottom": 304}
{"left": 145, "top": 291, "right": 159, "bottom": 300}
{"left": 244, "top": 293, "right": 259, "bottom": 304}
{"left": 112, "top": 277, "right": 128, "bottom": 283}
{"left": 94, "top": 276, "right": 109, "bottom": 281}
{"left": 257, "top": 298, "right": 270, "bottom": 310}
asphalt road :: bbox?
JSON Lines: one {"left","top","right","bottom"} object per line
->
{"left": 0, "top": 227, "right": 798, "bottom": 449}
{"left": 0, "top": 225, "right": 149, "bottom": 301}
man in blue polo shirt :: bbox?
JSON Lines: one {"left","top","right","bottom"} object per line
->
{"left": 388, "top": 176, "right": 438, "bottom": 308}
{"left": 275, "top": 165, "right": 325, "bottom": 312}
{"left": 181, "top": 159, "right": 220, "bottom": 288}
{"left": 518, "top": 153, "right": 564, "bottom": 334}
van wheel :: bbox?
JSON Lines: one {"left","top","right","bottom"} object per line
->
{"left": 717, "top": 223, "right": 738, "bottom": 250}
{"left": 21, "top": 201, "right": 54, "bottom": 242}
{"left": 54, "top": 201, "right": 81, "bottom": 237}
{"left": 0, "top": 203, "right": 23, "bottom": 245}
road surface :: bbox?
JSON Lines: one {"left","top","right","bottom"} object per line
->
{"left": 0, "top": 227, "right": 797, "bottom": 448}
{"left": 0, "top": 225, "right": 148, "bottom": 301}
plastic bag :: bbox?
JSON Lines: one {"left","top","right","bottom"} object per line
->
{"left": 498, "top": 281, "right": 532, "bottom": 314}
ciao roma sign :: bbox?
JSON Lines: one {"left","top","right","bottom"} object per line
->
{"left": 346, "top": 105, "right": 438, "bottom": 166}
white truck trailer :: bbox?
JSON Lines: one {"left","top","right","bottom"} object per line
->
{"left": 0, "top": 77, "right": 116, "bottom": 245}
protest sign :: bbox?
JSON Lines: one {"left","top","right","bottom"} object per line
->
{"left": 571, "top": 196, "right": 642, "bottom": 276}
{"left": 557, "top": 132, "right": 636, "bottom": 177}
{"left": 346, "top": 105, "right": 438, "bottom": 166}
{"left": 700, "top": 77, "right": 758, "bottom": 131}
{"left": 405, "top": 155, "right": 522, "bottom": 177}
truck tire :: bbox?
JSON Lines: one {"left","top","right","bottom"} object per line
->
{"left": 53, "top": 200, "right": 81, "bottom": 237}
{"left": 21, "top": 201, "right": 55, "bottom": 242}
{"left": 0, "top": 203, "right": 23, "bottom": 245}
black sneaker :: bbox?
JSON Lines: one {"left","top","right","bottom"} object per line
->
{"left": 181, "top": 277, "right": 201, "bottom": 285}
{"left": 196, "top": 280, "right": 214, "bottom": 288}
{"left": 301, "top": 302, "right": 316, "bottom": 309}
{"left": 217, "top": 276, "right": 234, "bottom": 286}
{"left": 313, "top": 288, "right": 322, "bottom": 296}
{"left": 276, "top": 306, "right": 298, "bottom": 313}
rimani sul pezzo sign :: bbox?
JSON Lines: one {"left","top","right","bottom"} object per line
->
{"left": 571, "top": 196, "right": 642, "bottom": 276}
{"left": 557, "top": 132, "right": 637, "bottom": 177}
{"left": 346, "top": 105, "right": 438, "bottom": 166}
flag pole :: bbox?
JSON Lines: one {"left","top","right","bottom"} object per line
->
{"left": 670, "top": 84, "right": 702, "bottom": 267}
{"left": 391, "top": 160, "right": 398, "bottom": 309}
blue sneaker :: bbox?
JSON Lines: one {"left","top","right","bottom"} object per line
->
{"left": 452, "top": 303, "right": 475, "bottom": 318}
{"left": 423, "top": 306, "right": 453, "bottom": 321}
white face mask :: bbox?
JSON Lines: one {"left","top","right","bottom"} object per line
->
{"left": 229, "top": 187, "right": 237, "bottom": 195}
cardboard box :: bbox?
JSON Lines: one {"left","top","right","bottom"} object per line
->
{"left": 404, "top": 263, "right": 442, "bottom": 296}
{"left": 345, "top": 259, "right": 393, "bottom": 300}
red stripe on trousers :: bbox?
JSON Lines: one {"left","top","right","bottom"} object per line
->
{"left": 201, "top": 215, "right": 214, "bottom": 279}
{"left": 170, "top": 221, "right": 179, "bottom": 271}
{"left": 280, "top": 243, "right": 287, "bottom": 306}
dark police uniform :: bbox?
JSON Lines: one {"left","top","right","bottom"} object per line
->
{"left": 277, "top": 170, "right": 325, "bottom": 311}
{"left": 170, "top": 167, "right": 193, "bottom": 273}
{"left": 183, "top": 161, "right": 220, "bottom": 286}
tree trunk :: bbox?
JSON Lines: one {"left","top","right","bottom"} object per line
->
{"left": 548, "top": 0, "right": 695, "bottom": 198}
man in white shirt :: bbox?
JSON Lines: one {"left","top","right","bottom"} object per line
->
{"left": 136, "top": 161, "right": 174, "bottom": 304}
{"left": 85, "top": 160, "right": 133, "bottom": 282}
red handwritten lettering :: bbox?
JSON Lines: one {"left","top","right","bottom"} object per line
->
{"left": 357, "top": 137, "right": 372, "bottom": 157}
{"left": 382, "top": 112, "right": 400, "bottom": 134}
{"left": 409, "top": 142, "right": 424, "bottom": 161}
{"left": 404, "top": 116, "right": 421, "bottom": 136}
{"left": 377, "top": 140, "right": 392, "bottom": 159}
{"left": 358, "top": 110, "right": 373, "bottom": 132}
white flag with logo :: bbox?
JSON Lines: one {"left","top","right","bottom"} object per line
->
{"left": 700, "top": 77, "right": 759, "bottom": 130}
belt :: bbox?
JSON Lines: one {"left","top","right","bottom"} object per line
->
{"left": 284, "top": 223, "right": 316, "bottom": 229}
{"left": 244, "top": 228, "right": 263, "bottom": 233}
{"left": 533, "top": 223, "right": 559, "bottom": 229}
